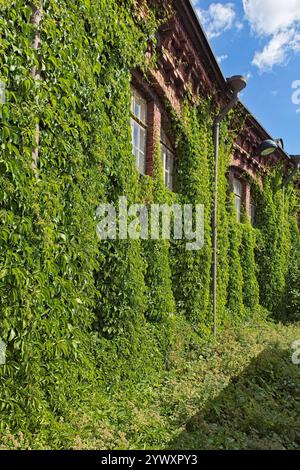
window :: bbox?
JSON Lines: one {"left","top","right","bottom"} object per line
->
{"left": 131, "top": 88, "right": 147, "bottom": 175}
{"left": 233, "top": 178, "right": 243, "bottom": 222}
{"left": 161, "top": 130, "right": 174, "bottom": 190}
{"left": 250, "top": 196, "right": 255, "bottom": 226}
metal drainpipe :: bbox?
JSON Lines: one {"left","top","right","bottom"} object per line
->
{"left": 213, "top": 92, "right": 239, "bottom": 337}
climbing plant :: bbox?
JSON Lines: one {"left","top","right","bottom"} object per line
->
{"left": 0, "top": 0, "right": 299, "bottom": 440}
{"left": 240, "top": 218, "right": 260, "bottom": 313}
{"left": 0, "top": 0, "right": 161, "bottom": 430}
{"left": 226, "top": 197, "right": 245, "bottom": 321}
{"left": 170, "top": 100, "right": 213, "bottom": 334}
{"left": 141, "top": 143, "right": 176, "bottom": 322}
{"left": 254, "top": 169, "right": 293, "bottom": 318}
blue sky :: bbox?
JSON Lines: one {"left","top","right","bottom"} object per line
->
{"left": 191, "top": 0, "right": 300, "bottom": 155}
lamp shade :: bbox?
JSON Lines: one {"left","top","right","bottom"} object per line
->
{"left": 257, "top": 139, "right": 278, "bottom": 157}
{"left": 227, "top": 75, "right": 247, "bottom": 94}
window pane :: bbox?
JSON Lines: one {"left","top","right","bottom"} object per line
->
{"left": 140, "top": 126, "right": 146, "bottom": 153}
{"left": 161, "top": 143, "right": 174, "bottom": 190}
{"left": 161, "top": 129, "right": 172, "bottom": 149}
{"left": 131, "top": 94, "right": 135, "bottom": 115}
{"left": 233, "top": 178, "right": 242, "bottom": 197}
{"left": 250, "top": 204, "right": 255, "bottom": 226}
{"left": 140, "top": 99, "right": 147, "bottom": 125}
{"left": 131, "top": 88, "right": 147, "bottom": 125}
{"left": 139, "top": 127, "right": 146, "bottom": 174}
{"left": 131, "top": 89, "right": 147, "bottom": 175}
{"left": 235, "top": 195, "right": 241, "bottom": 222}
{"left": 131, "top": 120, "right": 146, "bottom": 174}
{"left": 162, "top": 147, "right": 166, "bottom": 168}
{"left": 232, "top": 178, "right": 243, "bottom": 222}
{"left": 131, "top": 119, "right": 139, "bottom": 150}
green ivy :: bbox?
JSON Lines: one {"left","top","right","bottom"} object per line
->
{"left": 255, "top": 169, "right": 293, "bottom": 317}
{"left": 240, "top": 220, "right": 260, "bottom": 312}
{"left": 226, "top": 197, "right": 245, "bottom": 320}
{"left": 141, "top": 143, "right": 175, "bottom": 322}
{"left": 170, "top": 101, "right": 213, "bottom": 334}
{"left": 0, "top": 0, "right": 299, "bottom": 439}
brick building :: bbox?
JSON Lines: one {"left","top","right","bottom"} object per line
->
{"left": 130, "top": 0, "right": 299, "bottom": 224}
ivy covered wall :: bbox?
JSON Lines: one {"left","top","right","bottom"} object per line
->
{"left": 0, "top": 0, "right": 299, "bottom": 436}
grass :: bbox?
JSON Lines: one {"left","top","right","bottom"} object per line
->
{"left": 1, "top": 320, "right": 300, "bottom": 450}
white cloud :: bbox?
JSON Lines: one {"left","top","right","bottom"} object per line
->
{"left": 195, "top": 3, "right": 236, "bottom": 39}
{"left": 217, "top": 54, "right": 228, "bottom": 64}
{"left": 236, "top": 22, "right": 244, "bottom": 32}
{"left": 243, "top": 0, "right": 300, "bottom": 36}
{"left": 243, "top": 0, "right": 300, "bottom": 71}
{"left": 252, "top": 30, "right": 295, "bottom": 71}
{"left": 291, "top": 33, "right": 300, "bottom": 52}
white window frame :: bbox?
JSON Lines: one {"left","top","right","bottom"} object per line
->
{"left": 161, "top": 130, "right": 174, "bottom": 190}
{"left": 233, "top": 178, "right": 243, "bottom": 222}
{"left": 250, "top": 197, "right": 256, "bottom": 226}
{"left": 130, "top": 88, "right": 147, "bottom": 175}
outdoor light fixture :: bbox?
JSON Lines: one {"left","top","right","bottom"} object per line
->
{"left": 257, "top": 139, "right": 300, "bottom": 206}
{"left": 212, "top": 75, "right": 247, "bottom": 337}
{"left": 257, "top": 139, "right": 279, "bottom": 157}
{"left": 227, "top": 75, "right": 247, "bottom": 95}
{"left": 257, "top": 139, "right": 300, "bottom": 175}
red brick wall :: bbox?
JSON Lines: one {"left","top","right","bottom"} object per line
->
{"left": 133, "top": 1, "right": 297, "bottom": 199}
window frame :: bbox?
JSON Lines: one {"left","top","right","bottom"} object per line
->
{"left": 232, "top": 177, "right": 243, "bottom": 223}
{"left": 130, "top": 88, "right": 148, "bottom": 175}
{"left": 250, "top": 195, "right": 256, "bottom": 226}
{"left": 160, "top": 129, "right": 175, "bottom": 191}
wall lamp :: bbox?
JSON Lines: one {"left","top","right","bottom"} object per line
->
{"left": 257, "top": 139, "right": 300, "bottom": 205}
{"left": 257, "top": 139, "right": 284, "bottom": 157}
{"left": 213, "top": 75, "right": 247, "bottom": 337}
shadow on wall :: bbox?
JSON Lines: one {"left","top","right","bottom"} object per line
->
{"left": 168, "top": 347, "right": 300, "bottom": 450}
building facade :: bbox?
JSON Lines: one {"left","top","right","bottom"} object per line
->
{"left": 131, "top": 0, "right": 298, "bottom": 225}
